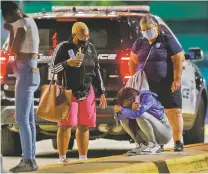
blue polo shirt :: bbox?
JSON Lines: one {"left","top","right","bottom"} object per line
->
{"left": 132, "top": 33, "right": 183, "bottom": 83}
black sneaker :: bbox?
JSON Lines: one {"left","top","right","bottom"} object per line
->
{"left": 174, "top": 140, "right": 184, "bottom": 152}
{"left": 9, "top": 159, "right": 38, "bottom": 173}
{"left": 160, "top": 145, "right": 164, "bottom": 152}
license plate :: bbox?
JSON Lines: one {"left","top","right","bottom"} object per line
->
{"left": 48, "top": 69, "right": 57, "bottom": 80}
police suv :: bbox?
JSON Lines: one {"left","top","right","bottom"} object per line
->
{"left": 1, "top": 6, "right": 207, "bottom": 156}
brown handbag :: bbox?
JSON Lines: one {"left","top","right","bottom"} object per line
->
{"left": 36, "top": 71, "right": 72, "bottom": 122}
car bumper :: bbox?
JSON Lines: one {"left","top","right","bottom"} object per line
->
{"left": 1, "top": 105, "right": 196, "bottom": 132}
{"left": 1, "top": 105, "right": 116, "bottom": 125}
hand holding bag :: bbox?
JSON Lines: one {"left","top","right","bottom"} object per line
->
{"left": 36, "top": 71, "right": 72, "bottom": 122}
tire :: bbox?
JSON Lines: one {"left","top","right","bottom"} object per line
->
{"left": 183, "top": 97, "right": 205, "bottom": 145}
{"left": 52, "top": 138, "right": 75, "bottom": 150}
{"left": 1, "top": 126, "right": 22, "bottom": 156}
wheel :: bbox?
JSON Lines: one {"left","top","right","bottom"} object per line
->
{"left": 183, "top": 97, "right": 205, "bottom": 145}
{"left": 52, "top": 137, "right": 75, "bottom": 150}
{"left": 1, "top": 126, "right": 22, "bottom": 156}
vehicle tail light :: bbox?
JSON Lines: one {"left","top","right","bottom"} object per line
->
{"left": 0, "top": 50, "right": 9, "bottom": 81}
{"left": 119, "top": 49, "right": 131, "bottom": 79}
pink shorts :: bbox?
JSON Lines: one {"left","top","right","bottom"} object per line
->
{"left": 58, "top": 86, "right": 96, "bottom": 127}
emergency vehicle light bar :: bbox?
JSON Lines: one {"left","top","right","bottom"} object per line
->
{"left": 52, "top": 6, "right": 150, "bottom": 13}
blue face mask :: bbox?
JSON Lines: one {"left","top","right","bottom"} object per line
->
{"left": 141, "top": 28, "right": 155, "bottom": 40}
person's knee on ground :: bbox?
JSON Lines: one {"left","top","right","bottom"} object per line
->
{"left": 57, "top": 126, "right": 72, "bottom": 157}
{"left": 165, "top": 108, "right": 183, "bottom": 142}
{"left": 76, "top": 125, "right": 89, "bottom": 159}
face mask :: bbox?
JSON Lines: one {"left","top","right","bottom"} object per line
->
{"left": 141, "top": 28, "right": 155, "bottom": 40}
{"left": 77, "top": 39, "right": 88, "bottom": 48}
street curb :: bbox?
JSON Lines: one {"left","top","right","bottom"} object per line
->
{"left": 38, "top": 154, "right": 125, "bottom": 170}
{"left": 88, "top": 153, "right": 208, "bottom": 173}
{"left": 37, "top": 143, "right": 208, "bottom": 173}
{"left": 38, "top": 144, "right": 204, "bottom": 170}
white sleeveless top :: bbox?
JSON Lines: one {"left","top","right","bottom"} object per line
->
{"left": 10, "top": 16, "right": 39, "bottom": 54}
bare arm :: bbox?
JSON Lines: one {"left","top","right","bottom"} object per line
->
{"left": 11, "top": 28, "right": 26, "bottom": 54}
{"left": 4, "top": 23, "right": 14, "bottom": 53}
{"left": 129, "top": 51, "right": 139, "bottom": 75}
{"left": 171, "top": 51, "right": 185, "bottom": 91}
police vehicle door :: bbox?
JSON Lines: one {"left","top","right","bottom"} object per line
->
{"left": 181, "top": 60, "right": 197, "bottom": 116}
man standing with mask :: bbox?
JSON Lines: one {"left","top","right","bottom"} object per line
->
{"left": 50, "top": 22, "right": 107, "bottom": 163}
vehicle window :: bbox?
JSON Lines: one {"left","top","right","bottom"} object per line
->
{"left": 87, "top": 19, "right": 122, "bottom": 50}
{"left": 39, "top": 29, "right": 51, "bottom": 54}
{"left": 35, "top": 18, "right": 122, "bottom": 55}
{"left": 90, "top": 29, "right": 107, "bottom": 48}
{"left": 129, "top": 17, "right": 141, "bottom": 39}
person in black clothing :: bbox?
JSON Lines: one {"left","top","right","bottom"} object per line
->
{"left": 50, "top": 22, "right": 107, "bottom": 163}
{"left": 129, "top": 15, "right": 185, "bottom": 151}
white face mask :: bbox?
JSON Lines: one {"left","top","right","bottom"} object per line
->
{"left": 141, "top": 28, "right": 155, "bottom": 40}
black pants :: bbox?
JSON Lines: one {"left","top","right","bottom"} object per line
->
{"left": 148, "top": 80, "right": 182, "bottom": 109}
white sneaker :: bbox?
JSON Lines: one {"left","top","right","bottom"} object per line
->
{"left": 58, "top": 158, "right": 69, "bottom": 164}
{"left": 140, "top": 143, "right": 161, "bottom": 155}
{"left": 127, "top": 142, "right": 149, "bottom": 156}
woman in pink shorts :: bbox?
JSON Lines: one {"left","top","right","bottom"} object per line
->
{"left": 50, "top": 22, "right": 107, "bottom": 163}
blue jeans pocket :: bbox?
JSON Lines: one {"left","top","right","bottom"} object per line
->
{"left": 31, "top": 68, "right": 40, "bottom": 86}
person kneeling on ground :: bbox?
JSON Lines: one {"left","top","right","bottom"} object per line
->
{"left": 114, "top": 87, "right": 172, "bottom": 155}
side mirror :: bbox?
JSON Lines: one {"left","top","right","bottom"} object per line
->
{"left": 185, "top": 47, "right": 204, "bottom": 61}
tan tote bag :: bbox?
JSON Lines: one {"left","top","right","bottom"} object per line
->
{"left": 36, "top": 71, "right": 72, "bottom": 122}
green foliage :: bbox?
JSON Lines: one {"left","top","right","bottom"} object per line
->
{"left": 52, "top": 1, "right": 126, "bottom": 6}
{"left": 51, "top": 1, "right": 148, "bottom": 6}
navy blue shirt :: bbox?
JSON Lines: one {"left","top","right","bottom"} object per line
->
{"left": 132, "top": 33, "right": 183, "bottom": 85}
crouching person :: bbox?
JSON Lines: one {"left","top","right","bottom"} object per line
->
{"left": 114, "top": 87, "right": 172, "bottom": 155}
